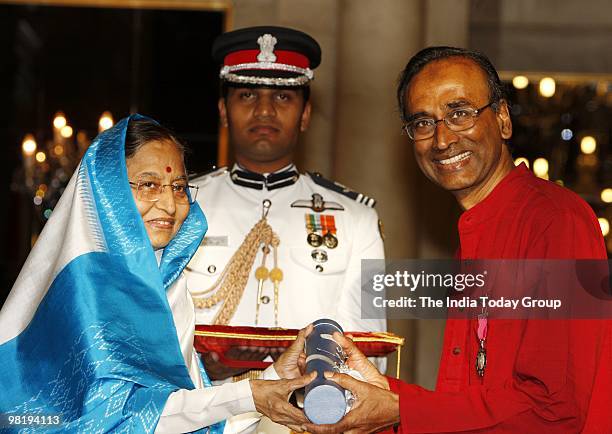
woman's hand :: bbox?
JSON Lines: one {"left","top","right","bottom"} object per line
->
{"left": 273, "top": 324, "right": 312, "bottom": 379}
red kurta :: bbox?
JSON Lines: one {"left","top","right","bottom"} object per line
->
{"left": 389, "top": 164, "right": 612, "bottom": 433}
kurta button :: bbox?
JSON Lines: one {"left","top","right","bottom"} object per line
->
{"left": 261, "top": 295, "right": 270, "bottom": 304}
{"left": 316, "top": 265, "right": 324, "bottom": 273}
{"left": 452, "top": 347, "right": 461, "bottom": 355}
{"left": 207, "top": 265, "right": 217, "bottom": 273}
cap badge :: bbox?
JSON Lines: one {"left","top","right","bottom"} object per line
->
{"left": 257, "top": 34, "right": 277, "bottom": 62}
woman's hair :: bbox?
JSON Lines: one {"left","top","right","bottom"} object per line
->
{"left": 125, "top": 118, "right": 186, "bottom": 159}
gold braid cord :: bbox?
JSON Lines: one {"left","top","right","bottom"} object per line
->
{"left": 190, "top": 216, "right": 280, "bottom": 325}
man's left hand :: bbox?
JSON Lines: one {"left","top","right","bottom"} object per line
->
{"left": 304, "top": 372, "right": 400, "bottom": 434}
{"left": 250, "top": 372, "right": 316, "bottom": 432}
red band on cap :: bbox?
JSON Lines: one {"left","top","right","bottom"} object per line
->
{"left": 224, "top": 50, "right": 310, "bottom": 69}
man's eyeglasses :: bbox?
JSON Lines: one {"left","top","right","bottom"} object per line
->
{"left": 129, "top": 177, "right": 199, "bottom": 205}
{"left": 402, "top": 101, "right": 497, "bottom": 141}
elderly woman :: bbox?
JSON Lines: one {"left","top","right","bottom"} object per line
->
{"left": 0, "top": 115, "right": 312, "bottom": 433}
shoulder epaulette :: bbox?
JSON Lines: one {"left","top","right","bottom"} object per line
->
{"left": 307, "top": 171, "right": 376, "bottom": 208}
{"left": 190, "top": 166, "right": 228, "bottom": 183}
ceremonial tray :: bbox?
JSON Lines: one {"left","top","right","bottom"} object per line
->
{"left": 194, "top": 324, "right": 405, "bottom": 377}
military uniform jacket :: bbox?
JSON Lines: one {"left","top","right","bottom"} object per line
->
{"left": 185, "top": 166, "right": 386, "bottom": 334}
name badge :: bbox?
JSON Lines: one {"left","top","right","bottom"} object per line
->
{"left": 201, "top": 236, "right": 229, "bottom": 247}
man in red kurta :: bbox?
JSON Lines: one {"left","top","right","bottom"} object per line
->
{"left": 304, "top": 47, "right": 611, "bottom": 433}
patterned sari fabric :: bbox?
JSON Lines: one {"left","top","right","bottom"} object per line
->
{"left": 0, "top": 115, "right": 223, "bottom": 434}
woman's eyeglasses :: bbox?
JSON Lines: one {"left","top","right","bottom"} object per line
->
{"left": 129, "top": 177, "right": 199, "bottom": 204}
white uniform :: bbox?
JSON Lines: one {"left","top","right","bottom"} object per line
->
{"left": 186, "top": 165, "right": 386, "bottom": 334}
{"left": 185, "top": 165, "right": 386, "bottom": 434}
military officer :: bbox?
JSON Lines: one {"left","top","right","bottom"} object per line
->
{"left": 186, "top": 26, "right": 386, "bottom": 378}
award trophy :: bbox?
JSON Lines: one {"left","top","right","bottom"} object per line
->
{"left": 303, "top": 319, "right": 349, "bottom": 424}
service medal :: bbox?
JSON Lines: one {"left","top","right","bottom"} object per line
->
{"left": 321, "top": 214, "right": 338, "bottom": 249}
{"left": 305, "top": 214, "right": 323, "bottom": 247}
{"left": 476, "top": 339, "right": 486, "bottom": 377}
{"left": 323, "top": 232, "right": 338, "bottom": 249}
{"left": 307, "top": 232, "right": 323, "bottom": 247}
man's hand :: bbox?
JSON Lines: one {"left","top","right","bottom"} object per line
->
{"left": 334, "top": 332, "right": 389, "bottom": 389}
{"left": 250, "top": 372, "right": 316, "bottom": 432}
{"left": 304, "top": 372, "right": 400, "bottom": 434}
{"left": 273, "top": 324, "right": 312, "bottom": 379}
{"left": 201, "top": 347, "right": 268, "bottom": 380}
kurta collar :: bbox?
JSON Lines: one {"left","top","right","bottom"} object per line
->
{"left": 458, "top": 163, "right": 532, "bottom": 230}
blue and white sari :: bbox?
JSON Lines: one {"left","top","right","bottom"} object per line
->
{"left": 0, "top": 115, "right": 224, "bottom": 433}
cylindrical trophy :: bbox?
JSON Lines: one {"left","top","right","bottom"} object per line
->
{"left": 303, "top": 319, "right": 348, "bottom": 424}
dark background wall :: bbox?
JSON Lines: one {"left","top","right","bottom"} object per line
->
{"left": 0, "top": 4, "right": 224, "bottom": 303}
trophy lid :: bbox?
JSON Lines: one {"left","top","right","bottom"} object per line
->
{"left": 304, "top": 383, "right": 347, "bottom": 424}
